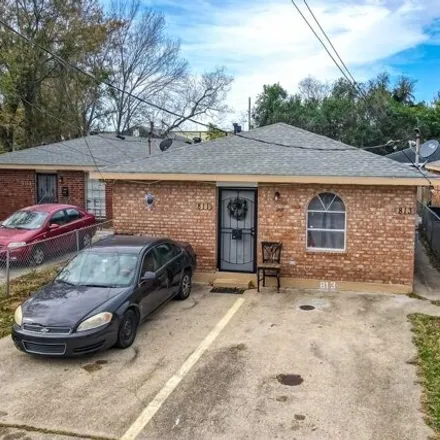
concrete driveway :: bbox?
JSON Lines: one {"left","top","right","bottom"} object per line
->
{"left": 0, "top": 286, "right": 439, "bottom": 440}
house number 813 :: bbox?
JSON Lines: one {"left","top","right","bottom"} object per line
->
{"left": 395, "top": 207, "right": 413, "bottom": 215}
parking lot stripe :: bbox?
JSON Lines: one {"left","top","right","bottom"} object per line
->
{"left": 120, "top": 297, "right": 246, "bottom": 440}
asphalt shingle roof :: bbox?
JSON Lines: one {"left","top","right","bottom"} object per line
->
{"left": 99, "top": 123, "right": 429, "bottom": 179}
{"left": 0, "top": 134, "right": 190, "bottom": 167}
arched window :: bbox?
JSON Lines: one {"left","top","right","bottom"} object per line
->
{"left": 307, "top": 192, "right": 346, "bottom": 250}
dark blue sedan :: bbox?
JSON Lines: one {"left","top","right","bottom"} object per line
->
{"left": 12, "top": 236, "right": 196, "bottom": 356}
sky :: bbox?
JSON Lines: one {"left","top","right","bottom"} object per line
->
{"left": 140, "top": 0, "right": 440, "bottom": 129}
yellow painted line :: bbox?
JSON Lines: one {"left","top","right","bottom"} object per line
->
{"left": 120, "top": 297, "right": 246, "bottom": 440}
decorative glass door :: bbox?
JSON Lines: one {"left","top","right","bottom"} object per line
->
{"left": 36, "top": 174, "right": 57, "bottom": 203}
{"left": 219, "top": 188, "right": 257, "bottom": 272}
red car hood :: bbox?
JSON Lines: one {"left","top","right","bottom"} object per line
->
{"left": 0, "top": 227, "right": 37, "bottom": 246}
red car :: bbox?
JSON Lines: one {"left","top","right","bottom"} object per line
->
{"left": 0, "top": 204, "right": 96, "bottom": 265}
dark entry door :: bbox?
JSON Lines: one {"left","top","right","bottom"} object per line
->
{"left": 36, "top": 174, "right": 57, "bottom": 204}
{"left": 219, "top": 188, "right": 257, "bottom": 272}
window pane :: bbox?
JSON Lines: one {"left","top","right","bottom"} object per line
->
{"left": 319, "top": 193, "right": 336, "bottom": 210}
{"left": 308, "top": 195, "right": 324, "bottom": 210}
{"left": 307, "top": 230, "right": 345, "bottom": 249}
{"left": 51, "top": 211, "right": 67, "bottom": 225}
{"left": 308, "top": 212, "right": 345, "bottom": 230}
{"left": 66, "top": 208, "right": 80, "bottom": 221}
{"left": 142, "top": 251, "right": 158, "bottom": 273}
{"left": 328, "top": 195, "right": 345, "bottom": 212}
{"left": 155, "top": 244, "right": 173, "bottom": 266}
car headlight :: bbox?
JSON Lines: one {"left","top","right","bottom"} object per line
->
{"left": 76, "top": 312, "right": 113, "bottom": 332}
{"left": 14, "top": 306, "right": 23, "bottom": 326}
{"left": 7, "top": 242, "right": 26, "bottom": 249}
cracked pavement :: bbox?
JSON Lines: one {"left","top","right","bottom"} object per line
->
{"left": 0, "top": 286, "right": 438, "bottom": 440}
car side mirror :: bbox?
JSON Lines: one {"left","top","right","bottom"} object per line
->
{"left": 141, "top": 271, "right": 157, "bottom": 283}
{"left": 49, "top": 223, "right": 60, "bottom": 230}
{"left": 140, "top": 271, "right": 156, "bottom": 284}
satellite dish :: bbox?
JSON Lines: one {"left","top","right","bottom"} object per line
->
{"left": 420, "top": 140, "right": 439, "bottom": 159}
{"left": 159, "top": 138, "right": 173, "bottom": 152}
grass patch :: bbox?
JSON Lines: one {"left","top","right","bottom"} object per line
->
{"left": 408, "top": 292, "right": 428, "bottom": 301}
{"left": 0, "top": 267, "right": 57, "bottom": 338}
{"left": 409, "top": 313, "right": 440, "bottom": 437}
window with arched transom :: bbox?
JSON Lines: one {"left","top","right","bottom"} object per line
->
{"left": 307, "top": 192, "right": 346, "bottom": 250}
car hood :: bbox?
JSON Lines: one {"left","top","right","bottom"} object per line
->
{"left": 0, "top": 227, "right": 36, "bottom": 245}
{"left": 21, "top": 282, "right": 128, "bottom": 327}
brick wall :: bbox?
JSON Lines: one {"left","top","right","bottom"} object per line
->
{"left": 112, "top": 181, "right": 217, "bottom": 271}
{"left": 57, "top": 171, "right": 86, "bottom": 209}
{"left": 112, "top": 181, "right": 417, "bottom": 286}
{"left": 258, "top": 184, "right": 417, "bottom": 286}
{"left": 0, "top": 170, "right": 36, "bottom": 220}
{"left": 105, "top": 182, "right": 113, "bottom": 220}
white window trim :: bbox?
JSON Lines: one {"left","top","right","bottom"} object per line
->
{"left": 306, "top": 194, "right": 347, "bottom": 252}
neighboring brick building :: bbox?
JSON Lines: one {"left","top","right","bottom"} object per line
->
{"left": 0, "top": 135, "right": 190, "bottom": 220}
{"left": 95, "top": 123, "right": 434, "bottom": 293}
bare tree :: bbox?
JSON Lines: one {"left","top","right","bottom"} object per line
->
{"left": 109, "top": 0, "right": 188, "bottom": 134}
{"left": 298, "top": 76, "right": 329, "bottom": 102}
{"left": 158, "top": 67, "right": 233, "bottom": 134}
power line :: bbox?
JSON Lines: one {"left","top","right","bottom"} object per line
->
{"left": 291, "top": 0, "right": 391, "bottom": 139}
{"left": 0, "top": 17, "right": 393, "bottom": 154}
{"left": 302, "top": 0, "right": 357, "bottom": 85}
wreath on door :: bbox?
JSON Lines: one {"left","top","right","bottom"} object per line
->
{"left": 227, "top": 197, "right": 248, "bottom": 221}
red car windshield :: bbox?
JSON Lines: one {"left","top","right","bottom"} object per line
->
{"left": 2, "top": 211, "right": 49, "bottom": 230}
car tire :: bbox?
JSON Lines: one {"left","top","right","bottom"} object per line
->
{"left": 81, "top": 233, "right": 92, "bottom": 249}
{"left": 30, "top": 246, "right": 45, "bottom": 266}
{"left": 115, "top": 310, "right": 138, "bottom": 349}
{"left": 176, "top": 271, "right": 192, "bottom": 300}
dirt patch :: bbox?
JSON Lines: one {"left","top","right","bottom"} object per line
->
{"left": 294, "top": 414, "right": 306, "bottom": 421}
{"left": 82, "top": 361, "right": 106, "bottom": 373}
{"left": 276, "top": 374, "right": 304, "bottom": 386}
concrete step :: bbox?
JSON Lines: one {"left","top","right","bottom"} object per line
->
{"left": 212, "top": 278, "right": 254, "bottom": 289}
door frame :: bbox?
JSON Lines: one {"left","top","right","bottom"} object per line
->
{"left": 217, "top": 187, "right": 258, "bottom": 273}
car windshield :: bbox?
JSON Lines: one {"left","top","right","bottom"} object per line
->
{"left": 1, "top": 210, "right": 49, "bottom": 230}
{"left": 56, "top": 251, "right": 139, "bottom": 288}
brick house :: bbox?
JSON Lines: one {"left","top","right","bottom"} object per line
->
{"left": 0, "top": 134, "right": 189, "bottom": 220}
{"left": 92, "top": 123, "right": 433, "bottom": 293}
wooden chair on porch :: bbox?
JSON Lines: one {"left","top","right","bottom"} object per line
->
{"left": 257, "top": 242, "right": 282, "bottom": 293}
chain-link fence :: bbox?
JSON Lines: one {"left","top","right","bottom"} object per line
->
{"left": 418, "top": 201, "right": 440, "bottom": 257}
{"left": 0, "top": 220, "right": 113, "bottom": 296}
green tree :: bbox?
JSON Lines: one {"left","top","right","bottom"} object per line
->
{"left": 252, "top": 73, "right": 440, "bottom": 151}
{"left": 253, "top": 83, "right": 288, "bottom": 127}
{"left": 0, "top": 0, "right": 113, "bottom": 150}
{"left": 206, "top": 123, "right": 226, "bottom": 141}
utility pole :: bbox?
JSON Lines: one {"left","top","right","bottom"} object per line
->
{"left": 248, "top": 97, "right": 252, "bottom": 131}
{"left": 415, "top": 128, "right": 421, "bottom": 167}
{"left": 148, "top": 121, "right": 154, "bottom": 156}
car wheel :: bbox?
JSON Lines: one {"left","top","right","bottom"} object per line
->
{"left": 81, "top": 233, "right": 92, "bottom": 249}
{"left": 115, "top": 310, "right": 138, "bottom": 349}
{"left": 176, "top": 271, "right": 192, "bottom": 300}
{"left": 31, "top": 246, "right": 45, "bottom": 266}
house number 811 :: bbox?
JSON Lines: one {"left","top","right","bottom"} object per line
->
{"left": 197, "top": 203, "right": 213, "bottom": 211}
